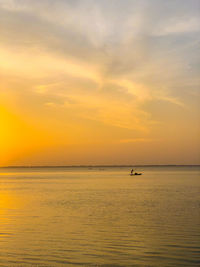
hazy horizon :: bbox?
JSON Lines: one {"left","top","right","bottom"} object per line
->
{"left": 1, "top": 164, "right": 200, "bottom": 168}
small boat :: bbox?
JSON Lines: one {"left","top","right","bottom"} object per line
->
{"left": 129, "top": 168, "right": 142, "bottom": 176}
{"left": 130, "top": 172, "right": 142, "bottom": 176}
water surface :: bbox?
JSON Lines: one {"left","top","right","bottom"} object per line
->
{"left": 0, "top": 166, "right": 199, "bottom": 266}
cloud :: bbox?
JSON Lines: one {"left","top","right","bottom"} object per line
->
{"left": 119, "top": 138, "right": 155, "bottom": 143}
{"left": 156, "top": 17, "right": 200, "bottom": 36}
{"left": 0, "top": 0, "right": 199, "bottom": 131}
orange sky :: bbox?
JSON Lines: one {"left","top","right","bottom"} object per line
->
{"left": 0, "top": 0, "right": 199, "bottom": 166}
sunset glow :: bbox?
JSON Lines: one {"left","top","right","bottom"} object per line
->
{"left": 0, "top": 0, "right": 199, "bottom": 166}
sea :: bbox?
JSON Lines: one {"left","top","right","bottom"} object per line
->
{"left": 0, "top": 166, "right": 199, "bottom": 266}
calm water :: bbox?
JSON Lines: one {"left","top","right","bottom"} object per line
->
{"left": 0, "top": 166, "right": 199, "bottom": 266}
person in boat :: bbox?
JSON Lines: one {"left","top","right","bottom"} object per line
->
{"left": 130, "top": 169, "right": 142, "bottom": 175}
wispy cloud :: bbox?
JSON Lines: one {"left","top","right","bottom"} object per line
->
{"left": 119, "top": 138, "right": 155, "bottom": 143}
{"left": 0, "top": 0, "right": 199, "bottom": 165}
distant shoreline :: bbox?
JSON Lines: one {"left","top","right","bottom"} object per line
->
{"left": 1, "top": 165, "right": 200, "bottom": 168}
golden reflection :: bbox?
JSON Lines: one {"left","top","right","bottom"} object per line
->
{"left": 0, "top": 191, "right": 24, "bottom": 228}
{"left": 0, "top": 192, "right": 21, "bottom": 210}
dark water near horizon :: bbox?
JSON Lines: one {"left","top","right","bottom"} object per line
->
{"left": 0, "top": 166, "right": 199, "bottom": 266}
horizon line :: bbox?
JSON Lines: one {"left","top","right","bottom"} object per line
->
{"left": 1, "top": 164, "right": 200, "bottom": 168}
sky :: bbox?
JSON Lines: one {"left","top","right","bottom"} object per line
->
{"left": 0, "top": 0, "right": 200, "bottom": 166}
